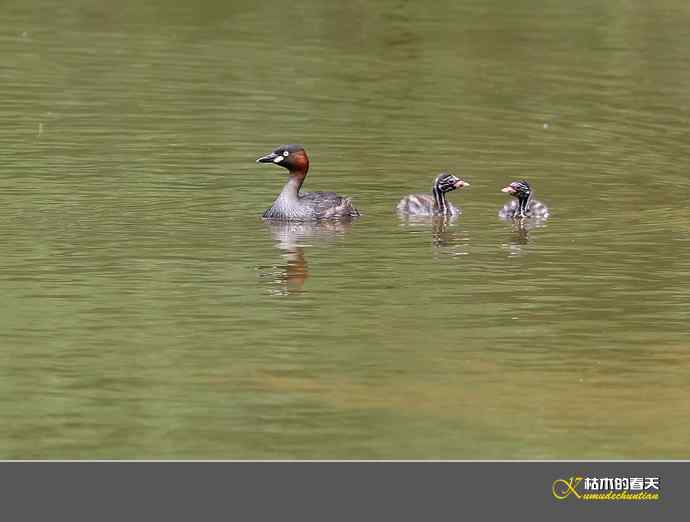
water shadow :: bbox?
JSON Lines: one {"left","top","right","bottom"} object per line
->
{"left": 398, "top": 214, "right": 469, "bottom": 255}
{"left": 259, "top": 220, "right": 354, "bottom": 295}
{"left": 500, "top": 217, "right": 547, "bottom": 256}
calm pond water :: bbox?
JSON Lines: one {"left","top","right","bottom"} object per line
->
{"left": 1, "top": 0, "right": 689, "bottom": 459}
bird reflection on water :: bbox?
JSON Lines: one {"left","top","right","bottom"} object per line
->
{"left": 397, "top": 214, "right": 470, "bottom": 255}
{"left": 501, "top": 216, "right": 548, "bottom": 256}
{"left": 259, "top": 220, "right": 353, "bottom": 295}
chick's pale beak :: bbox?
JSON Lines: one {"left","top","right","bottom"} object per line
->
{"left": 502, "top": 186, "right": 516, "bottom": 194}
{"left": 257, "top": 151, "right": 280, "bottom": 164}
{"left": 455, "top": 179, "right": 469, "bottom": 189}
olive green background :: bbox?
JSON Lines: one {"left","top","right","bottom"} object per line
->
{"left": 0, "top": 0, "right": 689, "bottom": 458}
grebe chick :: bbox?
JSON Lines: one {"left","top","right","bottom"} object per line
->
{"left": 396, "top": 173, "right": 469, "bottom": 217}
{"left": 499, "top": 180, "right": 549, "bottom": 220}
{"left": 256, "top": 144, "right": 360, "bottom": 221}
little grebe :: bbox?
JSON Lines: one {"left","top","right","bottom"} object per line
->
{"left": 396, "top": 173, "right": 469, "bottom": 217}
{"left": 499, "top": 180, "right": 549, "bottom": 220}
{"left": 256, "top": 144, "right": 360, "bottom": 220}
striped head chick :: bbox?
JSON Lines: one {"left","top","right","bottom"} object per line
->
{"left": 499, "top": 180, "right": 549, "bottom": 221}
{"left": 396, "top": 172, "right": 470, "bottom": 217}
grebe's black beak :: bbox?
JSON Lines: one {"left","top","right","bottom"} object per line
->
{"left": 256, "top": 151, "right": 282, "bottom": 164}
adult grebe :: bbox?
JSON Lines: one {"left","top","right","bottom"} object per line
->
{"left": 256, "top": 144, "right": 360, "bottom": 220}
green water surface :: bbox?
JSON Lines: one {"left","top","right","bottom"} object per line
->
{"left": 0, "top": 0, "right": 689, "bottom": 458}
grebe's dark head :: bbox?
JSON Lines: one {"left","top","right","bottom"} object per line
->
{"left": 501, "top": 180, "right": 532, "bottom": 200}
{"left": 257, "top": 144, "right": 309, "bottom": 174}
{"left": 433, "top": 172, "right": 469, "bottom": 193}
